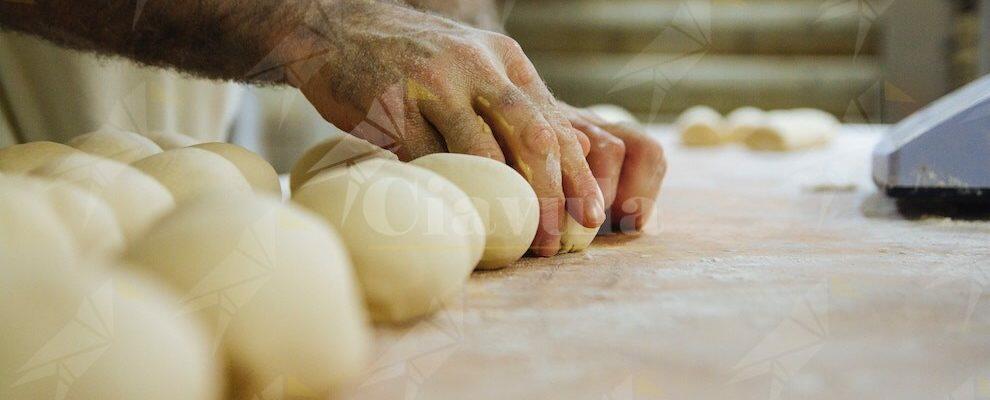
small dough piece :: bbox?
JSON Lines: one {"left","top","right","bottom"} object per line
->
{"left": 586, "top": 104, "right": 639, "bottom": 125}
{"left": 0, "top": 260, "right": 223, "bottom": 400}
{"left": 31, "top": 152, "right": 175, "bottom": 242}
{"left": 290, "top": 134, "right": 399, "bottom": 194}
{"left": 725, "top": 107, "right": 766, "bottom": 142}
{"left": 123, "top": 194, "right": 370, "bottom": 397}
{"left": 130, "top": 147, "right": 252, "bottom": 204}
{"left": 1, "top": 175, "right": 125, "bottom": 258}
{"left": 193, "top": 142, "right": 281, "bottom": 195}
{"left": 293, "top": 159, "right": 483, "bottom": 323}
{"left": 0, "top": 141, "right": 81, "bottom": 174}
{"left": 145, "top": 131, "right": 204, "bottom": 150}
{"left": 411, "top": 153, "right": 539, "bottom": 269}
{"left": 678, "top": 105, "right": 727, "bottom": 147}
{"left": 0, "top": 180, "right": 77, "bottom": 268}
{"left": 745, "top": 108, "right": 840, "bottom": 151}
{"left": 67, "top": 128, "right": 163, "bottom": 163}
{"left": 559, "top": 215, "right": 600, "bottom": 254}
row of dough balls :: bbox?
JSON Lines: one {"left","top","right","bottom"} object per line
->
{"left": 677, "top": 106, "right": 841, "bottom": 151}
{"left": 0, "top": 128, "right": 603, "bottom": 399}
{"left": 290, "top": 135, "right": 604, "bottom": 315}
{"left": 1, "top": 129, "right": 356, "bottom": 399}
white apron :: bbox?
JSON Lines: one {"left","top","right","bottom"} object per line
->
{"left": 0, "top": 31, "right": 243, "bottom": 147}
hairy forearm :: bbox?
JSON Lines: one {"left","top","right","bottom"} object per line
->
{"left": 0, "top": 0, "right": 344, "bottom": 84}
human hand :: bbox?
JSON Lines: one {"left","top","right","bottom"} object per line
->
{"left": 557, "top": 103, "right": 667, "bottom": 232}
{"left": 285, "top": 0, "right": 603, "bottom": 256}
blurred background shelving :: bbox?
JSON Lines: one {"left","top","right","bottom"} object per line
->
{"left": 504, "top": 0, "right": 977, "bottom": 123}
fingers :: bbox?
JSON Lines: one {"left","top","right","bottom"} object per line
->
{"left": 602, "top": 123, "right": 667, "bottom": 232}
{"left": 473, "top": 91, "right": 566, "bottom": 256}
{"left": 574, "top": 129, "right": 591, "bottom": 156}
{"left": 420, "top": 103, "right": 506, "bottom": 162}
{"left": 571, "top": 118, "right": 624, "bottom": 210}
{"left": 557, "top": 126, "right": 605, "bottom": 229}
{"left": 493, "top": 39, "right": 605, "bottom": 230}
{"left": 398, "top": 110, "right": 447, "bottom": 161}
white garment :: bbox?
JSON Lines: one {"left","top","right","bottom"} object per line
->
{"left": 0, "top": 31, "right": 243, "bottom": 147}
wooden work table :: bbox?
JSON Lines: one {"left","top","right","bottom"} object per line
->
{"left": 342, "top": 126, "right": 990, "bottom": 400}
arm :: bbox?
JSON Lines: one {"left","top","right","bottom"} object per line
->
{"left": 0, "top": 0, "right": 319, "bottom": 84}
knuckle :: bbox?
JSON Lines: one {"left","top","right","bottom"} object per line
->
{"left": 638, "top": 137, "right": 668, "bottom": 180}
{"left": 505, "top": 58, "right": 537, "bottom": 87}
{"left": 489, "top": 34, "right": 536, "bottom": 87}
{"left": 493, "top": 86, "right": 527, "bottom": 108}
{"left": 489, "top": 32, "right": 523, "bottom": 52}
{"left": 599, "top": 134, "right": 626, "bottom": 158}
{"left": 523, "top": 123, "right": 558, "bottom": 150}
{"left": 636, "top": 136, "right": 665, "bottom": 163}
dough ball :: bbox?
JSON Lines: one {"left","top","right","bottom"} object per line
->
{"left": 586, "top": 104, "right": 639, "bottom": 125}
{"left": 130, "top": 147, "right": 252, "bottom": 205}
{"left": 30, "top": 152, "right": 175, "bottom": 242}
{"left": 290, "top": 134, "right": 398, "bottom": 194}
{"left": 1, "top": 175, "right": 124, "bottom": 258}
{"left": 745, "top": 109, "right": 839, "bottom": 151}
{"left": 67, "top": 128, "right": 163, "bottom": 163}
{"left": 677, "top": 105, "right": 727, "bottom": 147}
{"left": 411, "top": 153, "right": 539, "bottom": 269}
{"left": 373, "top": 159, "right": 485, "bottom": 264}
{"left": 725, "top": 107, "right": 766, "bottom": 142}
{"left": 145, "top": 131, "right": 204, "bottom": 150}
{"left": 0, "top": 260, "right": 223, "bottom": 400}
{"left": 559, "top": 215, "right": 600, "bottom": 254}
{"left": 0, "top": 180, "right": 77, "bottom": 269}
{"left": 0, "top": 141, "right": 81, "bottom": 174}
{"left": 123, "top": 194, "right": 370, "bottom": 396}
{"left": 293, "top": 159, "right": 483, "bottom": 322}
{"left": 193, "top": 142, "right": 281, "bottom": 195}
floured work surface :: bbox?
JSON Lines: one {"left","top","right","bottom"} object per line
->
{"left": 342, "top": 126, "right": 990, "bottom": 400}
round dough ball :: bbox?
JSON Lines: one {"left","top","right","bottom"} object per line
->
{"left": 586, "top": 104, "right": 639, "bottom": 125}
{"left": 293, "top": 159, "right": 483, "bottom": 322}
{"left": 31, "top": 152, "right": 175, "bottom": 242}
{"left": 193, "top": 142, "right": 281, "bottom": 195}
{"left": 726, "top": 107, "right": 766, "bottom": 142}
{"left": 123, "top": 194, "right": 370, "bottom": 396}
{"left": 67, "top": 128, "right": 163, "bottom": 163}
{"left": 411, "top": 153, "right": 539, "bottom": 269}
{"left": 0, "top": 141, "right": 81, "bottom": 174}
{"left": 290, "top": 134, "right": 398, "bottom": 194}
{"left": 0, "top": 180, "right": 77, "bottom": 269}
{"left": 677, "top": 105, "right": 727, "bottom": 147}
{"left": 130, "top": 147, "right": 252, "bottom": 205}
{"left": 559, "top": 215, "right": 600, "bottom": 254}
{"left": 145, "top": 131, "right": 204, "bottom": 150}
{"left": 745, "top": 109, "right": 839, "bottom": 151}
{"left": 366, "top": 160, "right": 484, "bottom": 263}
{"left": 0, "top": 261, "right": 223, "bottom": 400}
{"left": 1, "top": 175, "right": 124, "bottom": 258}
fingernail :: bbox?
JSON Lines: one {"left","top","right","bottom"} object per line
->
{"left": 585, "top": 198, "right": 606, "bottom": 226}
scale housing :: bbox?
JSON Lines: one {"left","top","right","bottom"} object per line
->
{"left": 873, "top": 75, "right": 990, "bottom": 205}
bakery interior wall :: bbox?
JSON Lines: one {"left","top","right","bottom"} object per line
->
{"left": 504, "top": 0, "right": 978, "bottom": 124}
